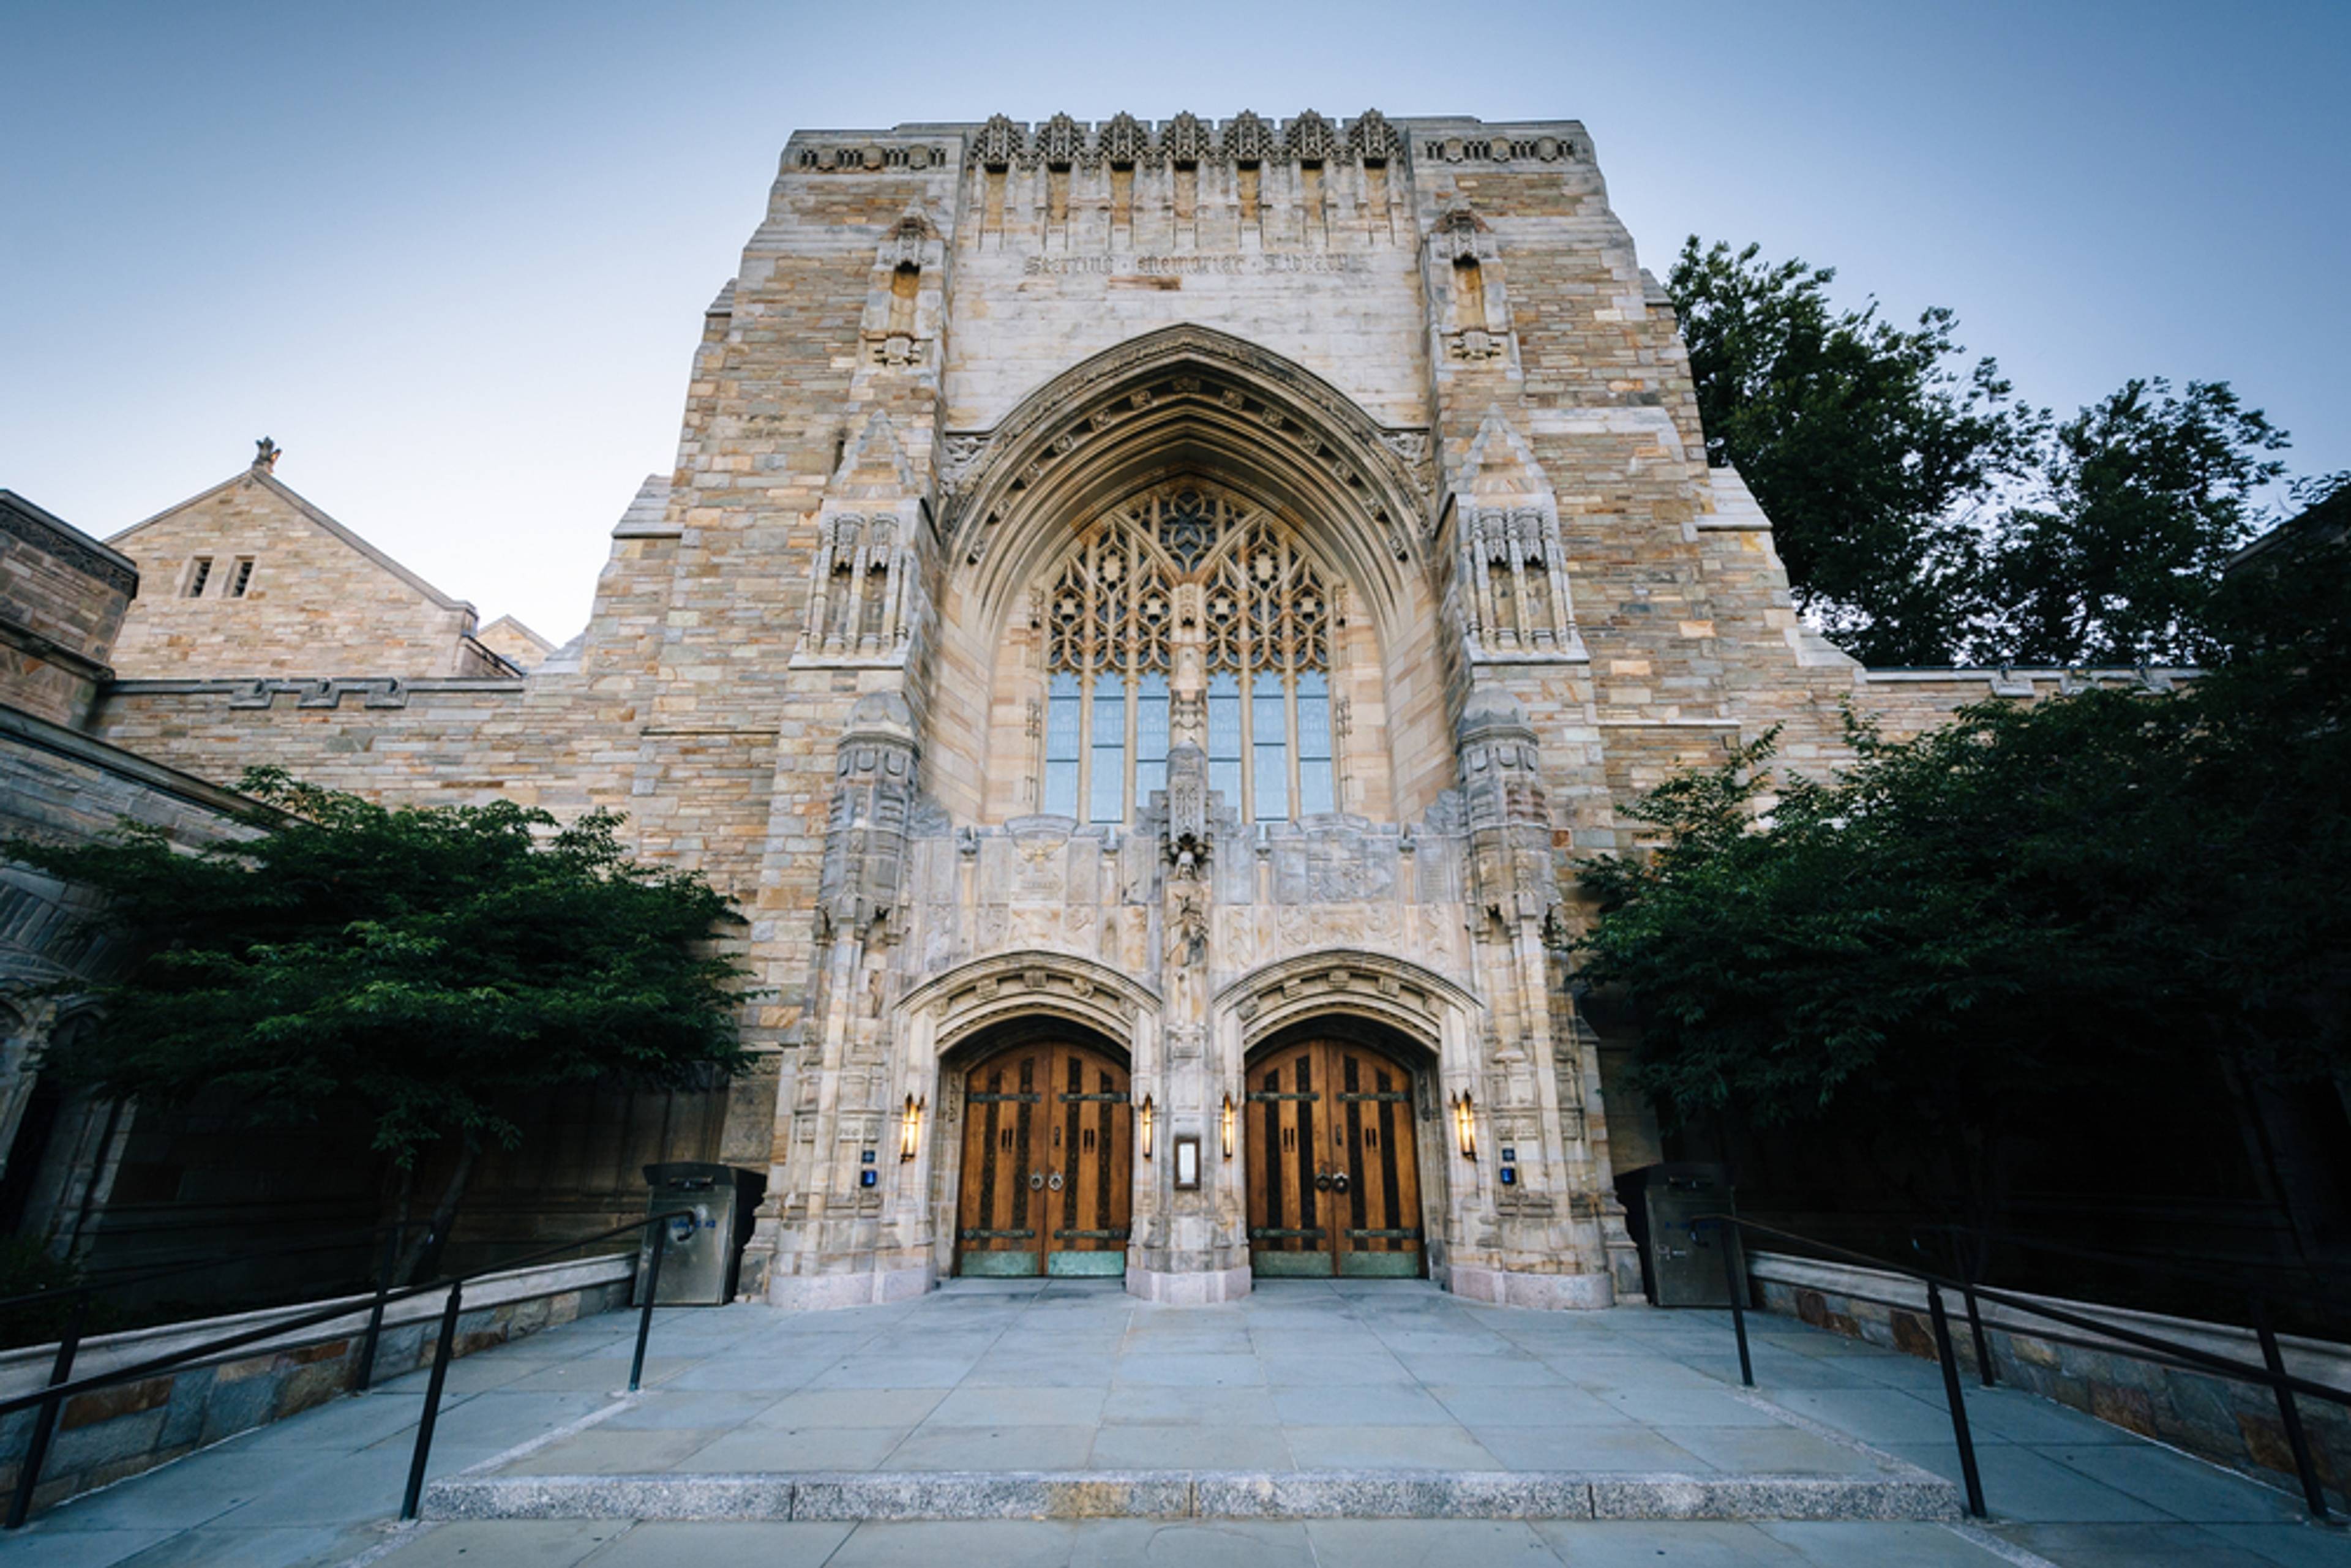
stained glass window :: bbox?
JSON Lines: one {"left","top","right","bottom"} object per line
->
{"left": 1040, "top": 482, "right": 1338, "bottom": 824}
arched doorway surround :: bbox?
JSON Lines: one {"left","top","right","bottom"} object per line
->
{"left": 1245, "top": 1023, "right": 1425, "bottom": 1278}
{"left": 953, "top": 1031, "right": 1131, "bottom": 1277}
{"left": 899, "top": 951, "right": 1160, "bottom": 1289}
{"left": 1216, "top": 950, "right": 1483, "bottom": 1289}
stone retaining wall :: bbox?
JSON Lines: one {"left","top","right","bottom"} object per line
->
{"left": 0, "top": 1253, "right": 633, "bottom": 1517}
{"left": 1748, "top": 1251, "right": 2351, "bottom": 1506}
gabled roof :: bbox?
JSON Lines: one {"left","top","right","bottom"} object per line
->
{"left": 108, "top": 467, "right": 475, "bottom": 615}
{"left": 478, "top": 613, "right": 555, "bottom": 657}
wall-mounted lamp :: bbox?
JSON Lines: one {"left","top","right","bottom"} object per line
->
{"left": 1139, "top": 1095, "right": 1155, "bottom": 1160}
{"left": 1221, "top": 1093, "right": 1235, "bottom": 1160}
{"left": 1452, "top": 1090, "right": 1477, "bottom": 1160}
{"left": 899, "top": 1093, "right": 924, "bottom": 1161}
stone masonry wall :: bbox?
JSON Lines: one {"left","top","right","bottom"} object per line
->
{"left": 0, "top": 491, "right": 137, "bottom": 729}
{"left": 1751, "top": 1252, "right": 2351, "bottom": 1511}
{"left": 0, "top": 1258, "right": 632, "bottom": 1518}
{"left": 107, "top": 468, "right": 487, "bottom": 680}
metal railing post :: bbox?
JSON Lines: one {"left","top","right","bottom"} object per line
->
{"left": 399, "top": 1280, "right": 464, "bottom": 1522}
{"left": 353, "top": 1225, "right": 401, "bottom": 1394}
{"left": 1716, "top": 1218, "right": 1753, "bottom": 1387}
{"left": 4, "top": 1292, "right": 88, "bottom": 1530}
{"left": 1952, "top": 1232, "right": 1997, "bottom": 1389}
{"left": 629, "top": 1218, "right": 671, "bottom": 1394}
{"left": 1925, "top": 1281, "right": 1987, "bottom": 1518}
{"left": 2251, "top": 1294, "right": 2330, "bottom": 1520}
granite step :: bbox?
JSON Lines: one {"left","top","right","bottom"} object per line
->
{"left": 422, "top": 1466, "right": 1963, "bottom": 1523}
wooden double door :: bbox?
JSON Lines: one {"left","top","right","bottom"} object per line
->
{"left": 955, "top": 1041, "right": 1131, "bottom": 1277}
{"left": 1246, "top": 1038, "right": 1426, "bottom": 1277}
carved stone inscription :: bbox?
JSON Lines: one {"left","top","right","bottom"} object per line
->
{"left": 1024, "top": 253, "right": 1373, "bottom": 277}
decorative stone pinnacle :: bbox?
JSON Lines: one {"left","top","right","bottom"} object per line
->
{"left": 252, "top": 437, "right": 280, "bottom": 472}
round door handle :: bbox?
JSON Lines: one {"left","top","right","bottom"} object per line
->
{"left": 1332, "top": 1172, "right": 1352, "bottom": 1195}
{"left": 1029, "top": 1171, "right": 1045, "bottom": 1191}
{"left": 1048, "top": 1171, "right": 1065, "bottom": 1191}
{"left": 1313, "top": 1171, "right": 1333, "bottom": 1191}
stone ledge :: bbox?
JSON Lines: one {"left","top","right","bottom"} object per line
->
{"left": 422, "top": 1467, "right": 1960, "bottom": 1523}
{"left": 1449, "top": 1265, "right": 1613, "bottom": 1311}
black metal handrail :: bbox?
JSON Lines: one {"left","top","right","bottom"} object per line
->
{"left": 2, "top": 1207, "right": 692, "bottom": 1529}
{"left": 1910, "top": 1218, "right": 2350, "bottom": 1322}
{"left": 1700, "top": 1214, "right": 2350, "bottom": 1524}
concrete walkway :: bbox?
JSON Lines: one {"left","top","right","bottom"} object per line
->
{"left": 7, "top": 1278, "right": 2345, "bottom": 1566}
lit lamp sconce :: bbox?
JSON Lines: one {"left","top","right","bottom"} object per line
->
{"left": 1452, "top": 1090, "right": 1477, "bottom": 1160}
{"left": 1139, "top": 1095, "right": 1155, "bottom": 1160}
{"left": 1221, "top": 1093, "right": 1235, "bottom": 1160}
{"left": 899, "top": 1093, "right": 924, "bottom": 1161}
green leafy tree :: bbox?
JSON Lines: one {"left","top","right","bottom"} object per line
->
{"left": 1575, "top": 522, "right": 2350, "bottom": 1231}
{"left": 7, "top": 771, "right": 748, "bottom": 1280}
{"left": 1991, "top": 378, "right": 2291, "bottom": 666}
{"left": 1667, "top": 238, "right": 2044, "bottom": 665}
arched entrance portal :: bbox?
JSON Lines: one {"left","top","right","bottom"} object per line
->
{"left": 1246, "top": 1033, "right": 1425, "bottom": 1278}
{"left": 955, "top": 1037, "right": 1131, "bottom": 1278}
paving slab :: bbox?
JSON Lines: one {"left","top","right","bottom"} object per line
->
{"left": 9, "top": 1278, "right": 2345, "bottom": 1567}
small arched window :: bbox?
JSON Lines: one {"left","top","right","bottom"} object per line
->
{"left": 1452, "top": 255, "right": 1488, "bottom": 332}
{"left": 887, "top": 263, "right": 920, "bottom": 338}
{"left": 1040, "top": 483, "right": 1338, "bottom": 825}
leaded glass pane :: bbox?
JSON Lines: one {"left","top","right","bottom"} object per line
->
{"left": 1046, "top": 674, "right": 1082, "bottom": 760}
{"left": 1135, "top": 673, "right": 1169, "bottom": 806}
{"left": 1089, "top": 672, "right": 1125, "bottom": 822}
{"left": 1043, "top": 761, "right": 1079, "bottom": 817}
{"left": 1299, "top": 759, "right": 1335, "bottom": 816}
{"left": 1253, "top": 741, "right": 1288, "bottom": 820}
{"left": 1251, "top": 690, "right": 1285, "bottom": 738}
{"left": 1207, "top": 673, "right": 1242, "bottom": 760}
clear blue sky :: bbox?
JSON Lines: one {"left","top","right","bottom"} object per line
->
{"left": 4, "top": 0, "right": 2344, "bottom": 640}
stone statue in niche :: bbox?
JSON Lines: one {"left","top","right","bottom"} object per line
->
{"left": 1165, "top": 743, "right": 1209, "bottom": 877}
{"left": 1166, "top": 893, "right": 1209, "bottom": 1017}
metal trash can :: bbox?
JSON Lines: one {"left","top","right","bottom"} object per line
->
{"left": 1616, "top": 1162, "right": 1741, "bottom": 1307}
{"left": 639, "top": 1162, "right": 766, "bottom": 1306}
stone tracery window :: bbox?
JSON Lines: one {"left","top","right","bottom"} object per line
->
{"left": 1041, "top": 483, "right": 1338, "bottom": 825}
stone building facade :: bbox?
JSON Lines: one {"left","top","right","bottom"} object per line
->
{"left": 41, "top": 113, "right": 2074, "bottom": 1311}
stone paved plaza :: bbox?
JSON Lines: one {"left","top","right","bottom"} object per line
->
{"left": 8, "top": 1281, "right": 2347, "bottom": 1566}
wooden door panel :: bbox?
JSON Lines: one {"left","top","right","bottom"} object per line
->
{"left": 1247, "top": 1039, "right": 1423, "bottom": 1279}
{"left": 958, "top": 1046, "right": 1044, "bottom": 1276}
{"left": 1336, "top": 1045, "right": 1423, "bottom": 1277}
{"left": 1048, "top": 1046, "right": 1130, "bottom": 1275}
{"left": 1247, "top": 1041, "right": 1331, "bottom": 1275}
{"left": 958, "top": 1041, "right": 1128, "bottom": 1279}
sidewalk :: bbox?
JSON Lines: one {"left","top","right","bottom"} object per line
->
{"left": 8, "top": 1277, "right": 2345, "bottom": 1566}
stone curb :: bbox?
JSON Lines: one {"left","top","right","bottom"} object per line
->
{"left": 422, "top": 1468, "right": 1963, "bottom": 1523}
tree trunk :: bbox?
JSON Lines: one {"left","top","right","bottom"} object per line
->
{"left": 394, "top": 1142, "right": 479, "bottom": 1285}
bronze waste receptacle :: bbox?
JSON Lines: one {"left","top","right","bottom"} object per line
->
{"left": 1618, "top": 1161, "right": 1741, "bottom": 1307}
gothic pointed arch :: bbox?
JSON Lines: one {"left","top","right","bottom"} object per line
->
{"left": 938, "top": 325, "right": 1435, "bottom": 630}
{"left": 900, "top": 949, "right": 1159, "bottom": 1059}
{"left": 1216, "top": 948, "right": 1479, "bottom": 1055}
